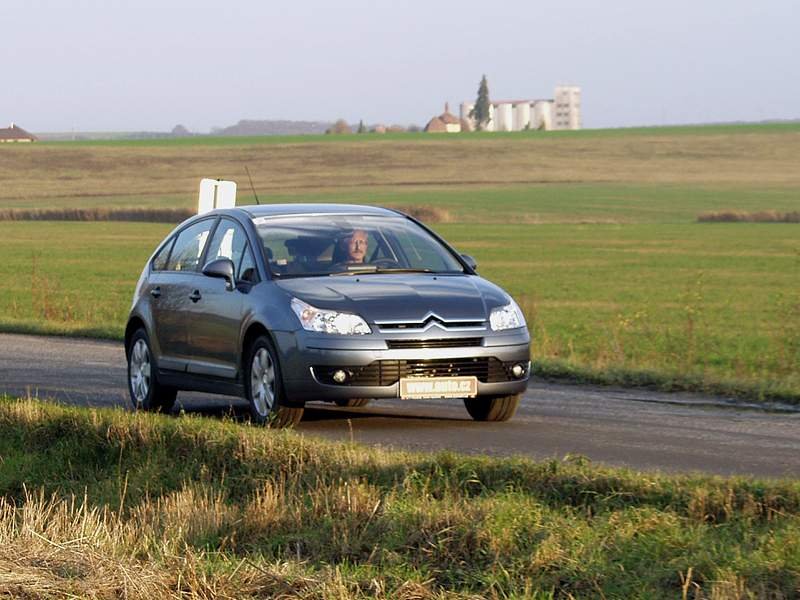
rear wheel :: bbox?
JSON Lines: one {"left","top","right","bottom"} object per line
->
{"left": 334, "top": 398, "right": 371, "bottom": 408}
{"left": 245, "top": 335, "right": 303, "bottom": 428}
{"left": 127, "top": 329, "right": 177, "bottom": 413}
{"left": 463, "top": 394, "right": 520, "bottom": 422}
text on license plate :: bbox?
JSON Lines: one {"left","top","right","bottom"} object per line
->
{"left": 399, "top": 376, "right": 478, "bottom": 399}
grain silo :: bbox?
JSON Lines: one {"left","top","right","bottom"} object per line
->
{"left": 514, "top": 103, "right": 531, "bottom": 130}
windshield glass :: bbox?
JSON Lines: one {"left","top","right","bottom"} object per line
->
{"left": 253, "top": 214, "right": 465, "bottom": 278}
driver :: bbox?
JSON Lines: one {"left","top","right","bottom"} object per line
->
{"left": 341, "top": 229, "right": 368, "bottom": 264}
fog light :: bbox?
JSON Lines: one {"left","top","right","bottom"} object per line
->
{"left": 511, "top": 363, "right": 527, "bottom": 379}
{"left": 332, "top": 369, "right": 348, "bottom": 384}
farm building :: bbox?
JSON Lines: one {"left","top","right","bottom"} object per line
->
{"left": 460, "top": 85, "right": 581, "bottom": 131}
{"left": 0, "top": 123, "right": 37, "bottom": 143}
{"left": 424, "top": 103, "right": 470, "bottom": 133}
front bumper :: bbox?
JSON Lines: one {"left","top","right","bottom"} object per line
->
{"left": 274, "top": 329, "right": 531, "bottom": 403}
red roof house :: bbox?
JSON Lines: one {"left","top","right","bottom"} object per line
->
{"left": 0, "top": 123, "right": 37, "bottom": 143}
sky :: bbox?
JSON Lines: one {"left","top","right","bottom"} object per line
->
{"left": 2, "top": 0, "right": 797, "bottom": 132}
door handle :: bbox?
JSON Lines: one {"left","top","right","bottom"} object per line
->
{"left": 150, "top": 286, "right": 161, "bottom": 298}
{"left": 189, "top": 290, "right": 202, "bottom": 303}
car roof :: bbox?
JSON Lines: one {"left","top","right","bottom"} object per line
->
{"left": 235, "top": 203, "right": 403, "bottom": 219}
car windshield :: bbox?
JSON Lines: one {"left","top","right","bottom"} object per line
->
{"left": 253, "top": 214, "right": 465, "bottom": 278}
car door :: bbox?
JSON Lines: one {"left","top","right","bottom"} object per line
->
{"left": 149, "top": 218, "right": 216, "bottom": 371}
{"left": 185, "top": 218, "right": 256, "bottom": 379}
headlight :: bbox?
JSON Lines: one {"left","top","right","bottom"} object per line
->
{"left": 489, "top": 301, "right": 526, "bottom": 331}
{"left": 290, "top": 298, "right": 371, "bottom": 335}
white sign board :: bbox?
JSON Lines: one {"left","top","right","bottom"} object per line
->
{"left": 198, "top": 179, "right": 237, "bottom": 215}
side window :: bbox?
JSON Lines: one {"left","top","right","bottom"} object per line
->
{"left": 151, "top": 237, "right": 175, "bottom": 271}
{"left": 205, "top": 219, "right": 249, "bottom": 278}
{"left": 166, "top": 219, "right": 215, "bottom": 272}
{"left": 238, "top": 243, "right": 258, "bottom": 283}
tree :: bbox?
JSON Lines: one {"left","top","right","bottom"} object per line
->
{"left": 357, "top": 119, "right": 366, "bottom": 134}
{"left": 326, "top": 119, "right": 351, "bottom": 135}
{"left": 469, "top": 75, "right": 491, "bottom": 131}
{"left": 170, "top": 124, "right": 191, "bottom": 137}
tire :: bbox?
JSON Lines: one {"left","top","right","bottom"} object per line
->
{"left": 334, "top": 398, "right": 371, "bottom": 408}
{"left": 463, "top": 394, "right": 520, "bottom": 422}
{"left": 126, "top": 328, "right": 177, "bottom": 413}
{"left": 245, "top": 335, "right": 303, "bottom": 428}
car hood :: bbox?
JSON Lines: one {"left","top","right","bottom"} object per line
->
{"left": 275, "top": 274, "right": 510, "bottom": 323}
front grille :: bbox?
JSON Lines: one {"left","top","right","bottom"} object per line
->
{"left": 377, "top": 320, "right": 485, "bottom": 331}
{"left": 314, "top": 357, "right": 513, "bottom": 386}
{"left": 386, "top": 337, "right": 483, "bottom": 349}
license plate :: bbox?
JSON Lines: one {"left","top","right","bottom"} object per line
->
{"left": 399, "top": 376, "right": 478, "bottom": 399}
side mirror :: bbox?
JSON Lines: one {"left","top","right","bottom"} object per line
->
{"left": 202, "top": 258, "right": 236, "bottom": 290}
{"left": 461, "top": 254, "right": 478, "bottom": 271}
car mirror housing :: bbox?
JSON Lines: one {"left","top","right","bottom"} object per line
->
{"left": 202, "top": 258, "right": 236, "bottom": 290}
{"left": 461, "top": 254, "right": 478, "bottom": 271}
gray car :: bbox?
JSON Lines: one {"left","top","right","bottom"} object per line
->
{"left": 125, "top": 204, "right": 531, "bottom": 426}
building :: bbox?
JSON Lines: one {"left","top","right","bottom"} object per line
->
{"left": 424, "top": 103, "right": 464, "bottom": 133}
{"left": 460, "top": 85, "right": 581, "bottom": 132}
{"left": 0, "top": 123, "right": 37, "bottom": 143}
{"left": 553, "top": 86, "right": 581, "bottom": 130}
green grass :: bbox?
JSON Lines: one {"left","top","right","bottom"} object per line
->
{"left": 29, "top": 121, "right": 800, "bottom": 147}
{"left": 0, "top": 221, "right": 171, "bottom": 338}
{"left": 5, "top": 182, "right": 800, "bottom": 223}
{"left": 1, "top": 396, "right": 799, "bottom": 598}
{"left": 444, "top": 222, "right": 800, "bottom": 401}
{"left": 0, "top": 217, "right": 797, "bottom": 401}
{"left": 260, "top": 183, "right": 800, "bottom": 225}
{"left": 1, "top": 124, "right": 798, "bottom": 402}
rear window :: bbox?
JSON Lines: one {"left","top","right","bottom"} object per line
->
{"left": 151, "top": 237, "right": 174, "bottom": 271}
{"left": 166, "top": 219, "right": 215, "bottom": 272}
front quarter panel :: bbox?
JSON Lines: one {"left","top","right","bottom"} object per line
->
{"left": 237, "top": 280, "right": 301, "bottom": 371}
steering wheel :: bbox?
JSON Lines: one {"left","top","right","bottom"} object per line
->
{"left": 370, "top": 258, "right": 402, "bottom": 269}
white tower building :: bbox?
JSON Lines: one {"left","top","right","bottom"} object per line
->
{"left": 457, "top": 85, "right": 580, "bottom": 133}
{"left": 553, "top": 85, "right": 581, "bottom": 130}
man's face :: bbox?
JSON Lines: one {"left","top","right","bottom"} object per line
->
{"left": 347, "top": 230, "right": 368, "bottom": 263}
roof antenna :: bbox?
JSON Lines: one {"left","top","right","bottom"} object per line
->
{"left": 244, "top": 165, "right": 261, "bottom": 205}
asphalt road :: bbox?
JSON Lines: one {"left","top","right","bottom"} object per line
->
{"left": 1, "top": 333, "right": 799, "bottom": 478}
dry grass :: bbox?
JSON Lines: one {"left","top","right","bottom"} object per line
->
{"left": 697, "top": 210, "right": 800, "bottom": 223}
{"left": 0, "top": 205, "right": 452, "bottom": 224}
{"left": 0, "top": 490, "right": 454, "bottom": 599}
{"left": 2, "top": 130, "right": 800, "bottom": 211}
{"left": 382, "top": 205, "right": 452, "bottom": 223}
{"left": 0, "top": 207, "right": 194, "bottom": 223}
{"left": 1, "top": 397, "right": 800, "bottom": 597}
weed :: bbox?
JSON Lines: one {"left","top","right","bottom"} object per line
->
{"left": 698, "top": 210, "right": 800, "bottom": 223}
{"left": 0, "top": 397, "right": 799, "bottom": 597}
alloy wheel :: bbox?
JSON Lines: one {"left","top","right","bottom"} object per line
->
{"left": 129, "top": 339, "right": 151, "bottom": 405}
{"left": 250, "top": 347, "right": 276, "bottom": 417}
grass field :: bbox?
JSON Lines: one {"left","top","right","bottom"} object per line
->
{"left": 0, "top": 124, "right": 798, "bottom": 400}
{"left": 1, "top": 395, "right": 800, "bottom": 598}
{"left": 1, "top": 217, "right": 797, "bottom": 400}
{"left": 33, "top": 121, "right": 800, "bottom": 147}
{"left": 3, "top": 123, "right": 800, "bottom": 211}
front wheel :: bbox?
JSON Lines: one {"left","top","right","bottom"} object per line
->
{"left": 463, "top": 394, "right": 520, "bottom": 422}
{"left": 127, "top": 329, "right": 177, "bottom": 413}
{"left": 245, "top": 335, "right": 303, "bottom": 428}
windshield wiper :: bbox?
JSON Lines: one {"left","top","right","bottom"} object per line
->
{"left": 375, "top": 267, "right": 437, "bottom": 274}
{"left": 329, "top": 267, "right": 439, "bottom": 276}
{"left": 272, "top": 271, "right": 333, "bottom": 279}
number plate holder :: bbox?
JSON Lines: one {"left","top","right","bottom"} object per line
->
{"left": 399, "top": 376, "right": 478, "bottom": 399}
